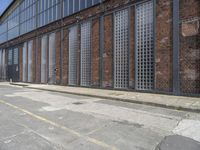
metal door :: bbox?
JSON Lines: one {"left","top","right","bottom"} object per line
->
{"left": 68, "top": 25, "right": 78, "bottom": 85}
{"left": 28, "top": 40, "right": 33, "bottom": 82}
{"left": 80, "top": 21, "right": 91, "bottom": 86}
{"left": 48, "top": 32, "right": 56, "bottom": 84}
{"left": 114, "top": 9, "right": 129, "bottom": 89}
{"left": 41, "top": 35, "right": 47, "bottom": 83}
{"left": 23, "top": 42, "right": 27, "bottom": 82}
{"left": 135, "top": 1, "right": 154, "bottom": 90}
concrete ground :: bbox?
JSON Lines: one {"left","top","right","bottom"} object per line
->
{"left": 0, "top": 84, "right": 200, "bottom": 150}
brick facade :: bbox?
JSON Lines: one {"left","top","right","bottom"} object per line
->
{"left": 0, "top": 0, "right": 199, "bottom": 96}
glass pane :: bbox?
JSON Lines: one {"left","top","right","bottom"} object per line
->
{"left": 80, "top": 0, "right": 85, "bottom": 10}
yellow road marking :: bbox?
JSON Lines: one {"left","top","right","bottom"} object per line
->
{"left": 0, "top": 99, "right": 119, "bottom": 150}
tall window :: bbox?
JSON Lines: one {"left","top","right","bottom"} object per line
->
{"left": 80, "top": 21, "right": 91, "bottom": 86}
{"left": 136, "top": 1, "right": 154, "bottom": 90}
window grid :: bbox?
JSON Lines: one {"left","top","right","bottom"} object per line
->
{"left": 28, "top": 40, "right": 33, "bottom": 82}
{"left": 68, "top": 26, "right": 78, "bottom": 85}
{"left": 48, "top": 32, "right": 56, "bottom": 84}
{"left": 136, "top": 1, "right": 154, "bottom": 90}
{"left": 23, "top": 42, "right": 27, "bottom": 82}
{"left": 41, "top": 35, "right": 47, "bottom": 83}
{"left": 114, "top": 9, "right": 129, "bottom": 89}
{"left": 80, "top": 21, "right": 91, "bottom": 86}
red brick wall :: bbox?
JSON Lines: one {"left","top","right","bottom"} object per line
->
{"left": 62, "top": 28, "right": 69, "bottom": 85}
{"left": 179, "top": 0, "right": 200, "bottom": 94}
{"left": 102, "top": 14, "right": 113, "bottom": 88}
{"left": 155, "top": 0, "right": 173, "bottom": 92}
{"left": 92, "top": 18, "right": 100, "bottom": 87}
{"left": 56, "top": 31, "right": 61, "bottom": 84}
{"left": 19, "top": 45, "right": 23, "bottom": 82}
{"left": 36, "top": 37, "right": 41, "bottom": 83}
{"left": 32, "top": 39, "right": 36, "bottom": 82}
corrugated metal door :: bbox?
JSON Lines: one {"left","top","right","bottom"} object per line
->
{"left": 41, "top": 35, "right": 47, "bottom": 83}
{"left": 0, "top": 50, "right": 2, "bottom": 79}
{"left": 48, "top": 32, "right": 56, "bottom": 84}
{"left": 114, "top": 9, "right": 129, "bottom": 89}
{"left": 23, "top": 42, "right": 27, "bottom": 82}
{"left": 28, "top": 40, "right": 33, "bottom": 82}
{"left": 136, "top": 1, "right": 154, "bottom": 90}
{"left": 80, "top": 22, "right": 91, "bottom": 86}
{"left": 68, "top": 25, "right": 78, "bottom": 85}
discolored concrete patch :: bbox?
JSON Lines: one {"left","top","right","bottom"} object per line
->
{"left": 156, "top": 135, "right": 200, "bottom": 150}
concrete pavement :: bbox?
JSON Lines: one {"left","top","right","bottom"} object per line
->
{"left": 10, "top": 82, "right": 200, "bottom": 113}
{"left": 0, "top": 83, "right": 200, "bottom": 150}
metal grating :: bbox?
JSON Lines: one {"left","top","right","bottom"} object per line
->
{"left": 68, "top": 25, "right": 78, "bottom": 85}
{"left": 41, "top": 35, "right": 47, "bottom": 83}
{"left": 48, "top": 32, "right": 56, "bottom": 84}
{"left": 23, "top": 42, "right": 27, "bottom": 82}
{"left": 28, "top": 40, "right": 33, "bottom": 82}
{"left": 8, "top": 49, "right": 13, "bottom": 65}
{"left": 80, "top": 21, "right": 91, "bottom": 86}
{"left": 114, "top": 9, "right": 129, "bottom": 89}
{"left": 13, "top": 48, "right": 19, "bottom": 65}
{"left": 135, "top": 1, "right": 154, "bottom": 90}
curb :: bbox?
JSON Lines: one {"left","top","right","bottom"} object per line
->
{"left": 10, "top": 83, "right": 200, "bottom": 113}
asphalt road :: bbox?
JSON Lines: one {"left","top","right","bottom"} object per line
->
{"left": 0, "top": 84, "right": 200, "bottom": 150}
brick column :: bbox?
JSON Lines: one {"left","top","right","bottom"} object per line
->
{"left": 92, "top": 18, "right": 100, "bottom": 87}
{"left": 102, "top": 14, "right": 113, "bottom": 88}
{"left": 19, "top": 45, "right": 23, "bottom": 82}
{"left": 155, "top": 0, "right": 173, "bottom": 92}
{"left": 36, "top": 37, "right": 41, "bottom": 83}
{"left": 62, "top": 28, "right": 69, "bottom": 85}
{"left": 56, "top": 31, "right": 61, "bottom": 84}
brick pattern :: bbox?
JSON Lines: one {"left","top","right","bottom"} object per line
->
{"left": 32, "top": 39, "right": 36, "bottom": 82}
{"left": 155, "top": 0, "right": 173, "bottom": 92}
{"left": 56, "top": 31, "right": 61, "bottom": 84}
{"left": 19, "top": 45, "right": 23, "bottom": 82}
{"left": 62, "top": 29, "right": 69, "bottom": 85}
{"left": 36, "top": 37, "right": 41, "bottom": 83}
{"left": 92, "top": 18, "right": 100, "bottom": 87}
{"left": 180, "top": 0, "right": 200, "bottom": 94}
{"left": 103, "top": 14, "right": 113, "bottom": 88}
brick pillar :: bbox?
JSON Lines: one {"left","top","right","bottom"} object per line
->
{"left": 62, "top": 28, "right": 69, "bottom": 85}
{"left": 155, "top": 0, "right": 173, "bottom": 92}
{"left": 56, "top": 31, "right": 61, "bottom": 84}
{"left": 129, "top": 6, "right": 135, "bottom": 89}
{"left": 92, "top": 18, "right": 100, "bottom": 87}
{"left": 19, "top": 45, "right": 23, "bottom": 82}
{"left": 179, "top": 0, "right": 200, "bottom": 94}
{"left": 36, "top": 37, "right": 41, "bottom": 83}
{"left": 102, "top": 14, "right": 113, "bottom": 88}
{"left": 32, "top": 39, "right": 36, "bottom": 82}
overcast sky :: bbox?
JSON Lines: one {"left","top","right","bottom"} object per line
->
{"left": 0, "top": 0, "right": 13, "bottom": 16}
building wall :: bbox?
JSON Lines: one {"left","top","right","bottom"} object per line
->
{"left": 0, "top": 0, "right": 199, "bottom": 96}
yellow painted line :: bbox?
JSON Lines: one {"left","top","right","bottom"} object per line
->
{"left": 0, "top": 99, "right": 119, "bottom": 150}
